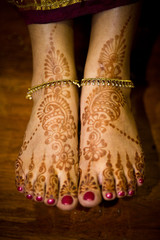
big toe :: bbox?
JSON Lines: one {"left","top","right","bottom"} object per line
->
{"left": 78, "top": 170, "right": 101, "bottom": 208}
{"left": 57, "top": 172, "right": 78, "bottom": 210}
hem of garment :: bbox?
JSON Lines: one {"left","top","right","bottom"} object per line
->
{"left": 19, "top": 0, "right": 140, "bottom": 25}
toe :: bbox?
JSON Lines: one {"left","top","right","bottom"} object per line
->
{"left": 33, "top": 174, "right": 46, "bottom": 202}
{"left": 102, "top": 163, "right": 116, "bottom": 201}
{"left": 125, "top": 154, "right": 137, "bottom": 197}
{"left": 25, "top": 171, "right": 35, "bottom": 200}
{"left": 134, "top": 152, "right": 145, "bottom": 186}
{"left": 78, "top": 170, "right": 101, "bottom": 207}
{"left": 57, "top": 172, "right": 78, "bottom": 210}
{"left": 114, "top": 154, "right": 128, "bottom": 198}
{"left": 44, "top": 166, "right": 58, "bottom": 206}
{"left": 15, "top": 157, "right": 25, "bottom": 193}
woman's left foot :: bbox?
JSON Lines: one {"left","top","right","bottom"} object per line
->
{"left": 79, "top": 85, "right": 145, "bottom": 207}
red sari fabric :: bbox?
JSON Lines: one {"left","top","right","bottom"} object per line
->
{"left": 9, "top": 0, "right": 140, "bottom": 24}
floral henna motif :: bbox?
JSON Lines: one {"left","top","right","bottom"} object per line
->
{"left": 46, "top": 165, "right": 58, "bottom": 199}
{"left": 102, "top": 152, "right": 115, "bottom": 192}
{"left": 79, "top": 172, "right": 98, "bottom": 194}
{"left": 83, "top": 131, "right": 107, "bottom": 161}
{"left": 135, "top": 151, "right": 145, "bottom": 180}
{"left": 97, "top": 17, "right": 131, "bottom": 78}
{"left": 79, "top": 161, "right": 98, "bottom": 194}
{"left": 44, "top": 27, "right": 70, "bottom": 81}
{"left": 126, "top": 153, "right": 136, "bottom": 192}
{"left": 52, "top": 143, "right": 75, "bottom": 171}
{"left": 60, "top": 173, "right": 78, "bottom": 198}
{"left": 115, "top": 152, "right": 127, "bottom": 193}
{"left": 34, "top": 154, "right": 46, "bottom": 198}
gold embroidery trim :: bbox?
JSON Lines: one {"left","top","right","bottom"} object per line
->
{"left": 8, "top": 0, "right": 85, "bottom": 11}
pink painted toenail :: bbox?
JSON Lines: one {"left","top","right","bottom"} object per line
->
{"left": 128, "top": 190, "right": 135, "bottom": 196}
{"left": 118, "top": 191, "right": 125, "bottom": 197}
{"left": 106, "top": 193, "right": 113, "bottom": 199}
{"left": 83, "top": 191, "right": 95, "bottom": 201}
{"left": 47, "top": 198, "right": 55, "bottom": 205}
{"left": 17, "top": 186, "right": 23, "bottom": 192}
{"left": 36, "top": 196, "right": 43, "bottom": 202}
{"left": 139, "top": 178, "right": 144, "bottom": 184}
{"left": 62, "top": 195, "right": 73, "bottom": 205}
{"left": 26, "top": 194, "right": 33, "bottom": 200}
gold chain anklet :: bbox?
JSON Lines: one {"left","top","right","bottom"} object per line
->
{"left": 81, "top": 78, "right": 134, "bottom": 88}
{"left": 26, "top": 79, "right": 80, "bottom": 100}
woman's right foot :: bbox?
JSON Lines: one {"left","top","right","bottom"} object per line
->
{"left": 15, "top": 21, "right": 79, "bottom": 210}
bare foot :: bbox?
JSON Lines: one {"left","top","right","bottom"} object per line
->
{"left": 15, "top": 21, "right": 79, "bottom": 210}
{"left": 78, "top": 3, "right": 144, "bottom": 207}
{"left": 16, "top": 83, "right": 79, "bottom": 210}
{"left": 79, "top": 85, "right": 144, "bottom": 207}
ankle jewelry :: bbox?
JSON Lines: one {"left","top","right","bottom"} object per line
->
{"left": 26, "top": 79, "right": 80, "bottom": 100}
{"left": 81, "top": 78, "right": 134, "bottom": 88}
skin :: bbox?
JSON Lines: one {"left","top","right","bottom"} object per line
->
{"left": 15, "top": 3, "right": 145, "bottom": 210}
{"left": 79, "top": 3, "right": 144, "bottom": 207}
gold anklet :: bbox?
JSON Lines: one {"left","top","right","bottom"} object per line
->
{"left": 26, "top": 79, "right": 80, "bottom": 100}
{"left": 81, "top": 78, "right": 134, "bottom": 88}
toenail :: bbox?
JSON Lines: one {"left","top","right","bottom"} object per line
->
{"left": 118, "top": 191, "right": 125, "bottom": 197}
{"left": 61, "top": 195, "right": 73, "bottom": 205}
{"left": 26, "top": 194, "right": 33, "bottom": 200}
{"left": 36, "top": 196, "right": 43, "bottom": 202}
{"left": 47, "top": 198, "right": 55, "bottom": 205}
{"left": 17, "top": 186, "right": 23, "bottom": 192}
{"left": 106, "top": 193, "right": 113, "bottom": 199}
{"left": 83, "top": 191, "right": 95, "bottom": 201}
{"left": 128, "top": 190, "right": 135, "bottom": 196}
{"left": 138, "top": 178, "right": 144, "bottom": 184}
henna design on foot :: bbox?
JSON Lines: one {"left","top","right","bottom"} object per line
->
{"left": 46, "top": 165, "right": 58, "bottom": 199}
{"left": 115, "top": 152, "right": 128, "bottom": 195}
{"left": 82, "top": 86, "right": 125, "bottom": 163}
{"left": 102, "top": 152, "right": 115, "bottom": 193}
{"left": 97, "top": 16, "right": 131, "bottom": 78}
{"left": 126, "top": 153, "right": 136, "bottom": 194}
{"left": 34, "top": 154, "right": 46, "bottom": 199}
{"left": 52, "top": 143, "right": 75, "bottom": 171}
{"left": 15, "top": 157, "right": 25, "bottom": 190}
{"left": 25, "top": 153, "right": 35, "bottom": 195}
{"left": 44, "top": 27, "right": 70, "bottom": 81}
{"left": 79, "top": 161, "right": 98, "bottom": 195}
{"left": 135, "top": 151, "right": 145, "bottom": 182}
{"left": 60, "top": 172, "right": 78, "bottom": 198}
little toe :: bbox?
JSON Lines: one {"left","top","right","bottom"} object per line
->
{"left": 78, "top": 171, "right": 102, "bottom": 207}
{"left": 44, "top": 167, "right": 58, "bottom": 206}
{"left": 57, "top": 173, "right": 78, "bottom": 210}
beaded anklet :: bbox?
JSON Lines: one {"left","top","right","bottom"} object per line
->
{"left": 81, "top": 78, "right": 134, "bottom": 88}
{"left": 26, "top": 79, "right": 80, "bottom": 100}
{"left": 26, "top": 78, "right": 134, "bottom": 100}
